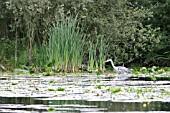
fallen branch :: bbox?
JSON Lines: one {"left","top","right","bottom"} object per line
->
{"left": 0, "top": 64, "right": 6, "bottom": 71}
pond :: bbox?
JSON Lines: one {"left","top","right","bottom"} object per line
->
{"left": 0, "top": 73, "right": 170, "bottom": 113}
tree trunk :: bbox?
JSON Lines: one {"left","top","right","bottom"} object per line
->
{"left": 29, "top": 22, "right": 34, "bottom": 66}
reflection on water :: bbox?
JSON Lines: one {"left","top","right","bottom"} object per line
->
{"left": 0, "top": 97, "right": 170, "bottom": 112}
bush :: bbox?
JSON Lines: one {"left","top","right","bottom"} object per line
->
{"left": 0, "top": 0, "right": 169, "bottom": 69}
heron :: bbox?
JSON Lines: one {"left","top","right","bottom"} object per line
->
{"left": 105, "top": 59, "right": 133, "bottom": 74}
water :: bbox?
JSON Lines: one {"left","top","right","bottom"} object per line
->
{"left": 0, "top": 73, "right": 170, "bottom": 112}
{"left": 0, "top": 97, "right": 170, "bottom": 112}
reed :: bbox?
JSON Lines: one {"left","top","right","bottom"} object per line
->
{"left": 35, "top": 16, "right": 108, "bottom": 73}
{"left": 88, "top": 42, "right": 96, "bottom": 71}
{"left": 88, "top": 38, "right": 108, "bottom": 72}
{"left": 37, "top": 16, "right": 85, "bottom": 72}
{"left": 98, "top": 38, "right": 107, "bottom": 72}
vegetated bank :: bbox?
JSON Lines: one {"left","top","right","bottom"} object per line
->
{"left": 0, "top": 0, "right": 170, "bottom": 72}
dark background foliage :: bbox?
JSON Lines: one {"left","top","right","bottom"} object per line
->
{"left": 0, "top": 0, "right": 169, "bottom": 68}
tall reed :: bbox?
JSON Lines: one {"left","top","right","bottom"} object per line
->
{"left": 88, "top": 42, "right": 96, "bottom": 71}
{"left": 98, "top": 38, "right": 107, "bottom": 72}
{"left": 37, "top": 16, "right": 85, "bottom": 72}
{"left": 88, "top": 37, "right": 108, "bottom": 72}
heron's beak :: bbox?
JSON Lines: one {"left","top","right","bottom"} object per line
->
{"left": 104, "top": 60, "right": 109, "bottom": 63}
{"left": 104, "top": 60, "right": 108, "bottom": 63}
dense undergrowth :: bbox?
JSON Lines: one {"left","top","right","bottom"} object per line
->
{"left": 0, "top": 0, "right": 170, "bottom": 72}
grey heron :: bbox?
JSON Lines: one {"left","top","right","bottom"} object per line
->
{"left": 105, "top": 59, "right": 133, "bottom": 74}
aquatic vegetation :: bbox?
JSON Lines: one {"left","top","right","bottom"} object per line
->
{"left": 84, "top": 89, "right": 90, "bottom": 93}
{"left": 137, "top": 66, "right": 167, "bottom": 74}
{"left": 96, "top": 85, "right": 102, "bottom": 89}
{"left": 107, "top": 86, "right": 121, "bottom": 94}
{"left": 0, "top": 73, "right": 170, "bottom": 113}
{"left": 43, "top": 72, "right": 55, "bottom": 76}
{"left": 11, "top": 82, "right": 17, "bottom": 85}
{"left": 131, "top": 66, "right": 170, "bottom": 82}
{"left": 57, "top": 87, "right": 65, "bottom": 91}
{"left": 49, "top": 80, "right": 56, "bottom": 84}
{"left": 48, "top": 87, "right": 65, "bottom": 91}
{"left": 96, "top": 80, "right": 101, "bottom": 83}
{"left": 164, "top": 91, "right": 170, "bottom": 95}
{"left": 140, "top": 67, "right": 148, "bottom": 74}
{"left": 88, "top": 38, "right": 108, "bottom": 73}
{"left": 136, "top": 88, "right": 143, "bottom": 94}
{"left": 151, "top": 74, "right": 157, "bottom": 81}
{"left": 95, "top": 70, "right": 101, "bottom": 77}
{"left": 164, "top": 67, "right": 170, "bottom": 71}
{"left": 129, "top": 87, "right": 153, "bottom": 93}
{"left": 36, "top": 15, "right": 85, "bottom": 72}
{"left": 160, "top": 89, "right": 170, "bottom": 96}
{"left": 88, "top": 43, "right": 96, "bottom": 72}
{"left": 47, "top": 107, "right": 55, "bottom": 112}
{"left": 48, "top": 88, "right": 55, "bottom": 91}
{"left": 5, "top": 87, "right": 12, "bottom": 91}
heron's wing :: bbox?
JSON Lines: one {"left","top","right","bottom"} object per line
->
{"left": 117, "top": 66, "right": 132, "bottom": 73}
{"left": 114, "top": 75, "right": 129, "bottom": 81}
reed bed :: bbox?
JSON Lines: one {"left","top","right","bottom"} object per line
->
{"left": 36, "top": 16, "right": 107, "bottom": 73}
{"left": 87, "top": 38, "right": 108, "bottom": 72}
{"left": 36, "top": 16, "right": 85, "bottom": 72}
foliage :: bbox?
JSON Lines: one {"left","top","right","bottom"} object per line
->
{"left": 127, "top": 0, "right": 170, "bottom": 66}
{"left": 0, "top": 0, "right": 52, "bottom": 67}
{"left": 0, "top": 0, "right": 170, "bottom": 70}
{"left": 53, "top": 0, "right": 166, "bottom": 66}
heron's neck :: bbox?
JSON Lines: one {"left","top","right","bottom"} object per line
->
{"left": 110, "top": 60, "right": 117, "bottom": 70}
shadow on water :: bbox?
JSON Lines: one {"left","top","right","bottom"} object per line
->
{"left": 0, "top": 97, "right": 170, "bottom": 112}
